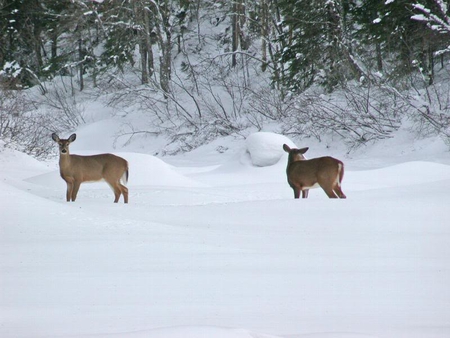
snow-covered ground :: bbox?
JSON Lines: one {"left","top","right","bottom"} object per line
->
{"left": 1, "top": 130, "right": 450, "bottom": 338}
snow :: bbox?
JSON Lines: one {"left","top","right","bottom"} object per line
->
{"left": 412, "top": 4, "right": 429, "bottom": 14}
{"left": 245, "top": 132, "right": 296, "bottom": 167}
{"left": 1, "top": 129, "right": 450, "bottom": 338}
{"left": 88, "top": 326, "right": 282, "bottom": 338}
{"left": 411, "top": 14, "right": 428, "bottom": 22}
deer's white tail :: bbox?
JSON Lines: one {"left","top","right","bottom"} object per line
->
{"left": 121, "top": 168, "right": 129, "bottom": 185}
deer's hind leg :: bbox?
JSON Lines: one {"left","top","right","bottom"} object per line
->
{"left": 333, "top": 185, "right": 346, "bottom": 199}
{"left": 108, "top": 181, "right": 128, "bottom": 203}
{"left": 119, "top": 183, "right": 128, "bottom": 203}
{"left": 323, "top": 188, "right": 338, "bottom": 198}
{"left": 113, "top": 183, "right": 121, "bottom": 203}
{"left": 320, "top": 172, "right": 342, "bottom": 198}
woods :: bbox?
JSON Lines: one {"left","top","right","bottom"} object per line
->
{"left": 1, "top": 0, "right": 450, "bottom": 157}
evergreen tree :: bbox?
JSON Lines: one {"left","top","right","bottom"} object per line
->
{"left": 41, "top": 0, "right": 75, "bottom": 78}
{"left": 100, "top": 0, "right": 141, "bottom": 74}
{"left": 276, "top": 0, "right": 363, "bottom": 92}
{"left": 353, "top": 0, "right": 445, "bottom": 84}
{"left": 0, "top": 0, "right": 47, "bottom": 87}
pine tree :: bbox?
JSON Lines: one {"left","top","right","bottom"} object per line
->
{"left": 353, "top": 0, "right": 445, "bottom": 84}
{"left": 275, "top": 0, "right": 363, "bottom": 92}
{"left": 100, "top": 0, "right": 144, "bottom": 77}
{"left": 0, "top": 0, "right": 47, "bottom": 87}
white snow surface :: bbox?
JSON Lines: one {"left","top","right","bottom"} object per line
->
{"left": 1, "top": 130, "right": 450, "bottom": 338}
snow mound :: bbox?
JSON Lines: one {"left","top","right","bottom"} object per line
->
{"left": 347, "top": 161, "right": 450, "bottom": 190}
{"left": 245, "top": 132, "right": 296, "bottom": 167}
{"left": 0, "top": 141, "right": 52, "bottom": 179}
{"left": 84, "top": 326, "right": 282, "bottom": 338}
{"left": 123, "top": 152, "right": 204, "bottom": 187}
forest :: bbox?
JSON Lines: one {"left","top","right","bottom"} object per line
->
{"left": 1, "top": 0, "right": 450, "bottom": 157}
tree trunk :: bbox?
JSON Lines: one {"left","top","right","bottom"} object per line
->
{"left": 78, "top": 38, "right": 84, "bottom": 91}
{"left": 376, "top": 42, "right": 383, "bottom": 72}
{"left": 231, "top": 1, "right": 239, "bottom": 67}
{"left": 150, "top": 0, "right": 172, "bottom": 95}
{"left": 260, "top": 0, "right": 268, "bottom": 71}
{"left": 51, "top": 33, "right": 57, "bottom": 59}
{"left": 144, "top": 9, "right": 154, "bottom": 77}
{"left": 160, "top": 35, "right": 171, "bottom": 94}
{"left": 134, "top": 0, "right": 151, "bottom": 84}
{"left": 140, "top": 41, "right": 149, "bottom": 84}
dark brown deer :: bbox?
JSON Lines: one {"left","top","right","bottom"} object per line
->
{"left": 52, "top": 133, "right": 129, "bottom": 203}
{"left": 283, "top": 144, "right": 346, "bottom": 199}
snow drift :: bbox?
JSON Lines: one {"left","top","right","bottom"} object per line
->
{"left": 1, "top": 132, "right": 450, "bottom": 338}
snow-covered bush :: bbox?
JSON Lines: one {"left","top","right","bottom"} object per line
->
{"left": 0, "top": 88, "right": 64, "bottom": 159}
{"left": 283, "top": 84, "right": 404, "bottom": 150}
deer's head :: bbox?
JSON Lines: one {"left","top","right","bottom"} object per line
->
{"left": 52, "top": 133, "right": 76, "bottom": 154}
{"left": 283, "top": 144, "right": 309, "bottom": 163}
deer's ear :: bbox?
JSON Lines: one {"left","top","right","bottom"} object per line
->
{"left": 283, "top": 144, "right": 291, "bottom": 153}
{"left": 68, "top": 134, "right": 77, "bottom": 142}
{"left": 51, "top": 133, "right": 60, "bottom": 142}
{"left": 298, "top": 147, "right": 309, "bottom": 154}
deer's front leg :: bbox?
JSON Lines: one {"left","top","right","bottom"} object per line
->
{"left": 71, "top": 181, "right": 81, "bottom": 201}
{"left": 66, "top": 183, "right": 73, "bottom": 201}
{"left": 64, "top": 178, "right": 74, "bottom": 202}
{"left": 293, "top": 187, "right": 300, "bottom": 199}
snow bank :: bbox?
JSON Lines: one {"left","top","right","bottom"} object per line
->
{"left": 122, "top": 152, "right": 204, "bottom": 187}
{"left": 347, "top": 161, "right": 450, "bottom": 191}
{"left": 0, "top": 141, "right": 52, "bottom": 179}
{"left": 2, "top": 131, "right": 450, "bottom": 338}
{"left": 245, "top": 132, "right": 296, "bottom": 167}
{"left": 85, "top": 326, "right": 282, "bottom": 338}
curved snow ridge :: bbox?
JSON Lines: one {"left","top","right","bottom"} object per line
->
{"left": 294, "top": 333, "right": 378, "bottom": 338}
{"left": 0, "top": 142, "right": 52, "bottom": 180}
{"left": 347, "top": 161, "right": 450, "bottom": 190}
{"left": 119, "top": 152, "right": 206, "bottom": 188}
{"left": 71, "top": 326, "right": 380, "bottom": 338}
{"left": 80, "top": 326, "right": 282, "bottom": 338}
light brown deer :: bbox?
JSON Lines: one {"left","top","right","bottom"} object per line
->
{"left": 52, "top": 133, "right": 129, "bottom": 203}
{"left": 283, "top": 144, "right": 346, "bottom": 199}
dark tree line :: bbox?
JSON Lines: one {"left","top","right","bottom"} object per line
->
{"left": 1, "top": 0, "right": 449, "bottom": 93}
{"left": 276, "top": 0, "right": 450, "bottom": 92}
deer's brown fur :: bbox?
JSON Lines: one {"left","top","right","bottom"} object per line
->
{"left": 52, "top": 133, "right": 129, "bottom": 203}
{"left": 283, "top": 144, "right": 346, "bottom": 199}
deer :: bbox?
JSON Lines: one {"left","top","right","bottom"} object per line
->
{"left": 52, "top": 133, "right": 129, "bottom": 203}
{"left": 283, "top": 144, "right": 346, "bottom": 199}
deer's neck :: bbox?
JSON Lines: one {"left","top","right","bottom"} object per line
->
{"left": 287, "top": 154, "right": 299, "bottom": 166}
{"left": 286, "top": 157, "right": 295, "bottom": 172}
{"left": 59, "top": 152, "right": 72, "bottom": 170}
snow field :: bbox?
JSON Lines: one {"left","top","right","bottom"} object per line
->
{"left": 1, "top": 133, "right": 450, "bottom": 338}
